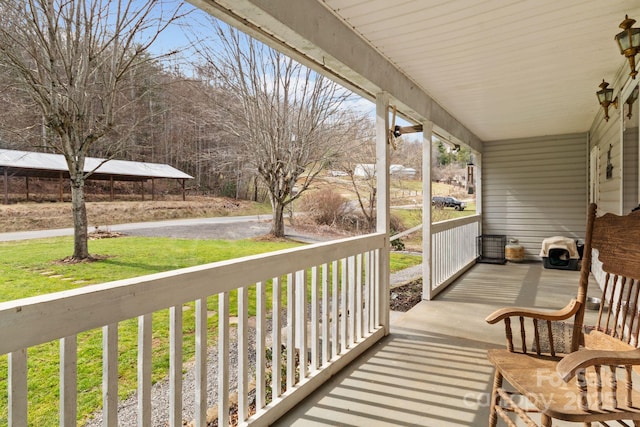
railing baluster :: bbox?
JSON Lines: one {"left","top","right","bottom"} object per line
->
{"left": 364, "top": 252, "right": 371, "bottom": 334}
{"left": 341, "top": 258, "right": 348, "bottom": 353}
{"left": 432, "top": 233, "right": 439, "bottom": 286}
{"left": 446, "top": 229, "right": 452, "bottom": 278}
{"left": 60, "top": 335, "right": 77, "bottom": 427}
{"left": 443, "top": 230, "right": 448, "bottom": 283}
{"left": 356, "top": 253, "right": 363, "bottom": 341}
{"left": 238, "top": 286, "right": 248, "bottom": 422}
{"left": 256, "top": 281, "right": 266, "bottom": 409}
{"left": 103, "top": 323, "right": 118, "bottom": 427}
{"left": 296, "top": 270, "right": 308, "bottom": 379}
{"left": 9, "top": 348, "right": 27, "bottom": 427}
{"left": 169, "top": 305, "right": 183, "bottom": 427}
{"left": 321, "top": 264, "right": 329, "bottom": 367}
{"left": 272, "top": 277, "right": 282, "bottom": 400}
{"left": 287, "top": 273, "right": 296, "bottom": 390}
{"left": 138, "top": 313, "right": 152, "bottom": 427}
{"left": 331, "top": 260, "right": 339, "bottom": 359}
{"left": 219, "top": 292, "right": 230, "bottom": 427}
{"left": 311, "top": 266, "right": 319, "bottom": 371}
{"left": 195, "top": 298, "right": 207, "bottom": 426}
{"left": 348, "top": 256, "right": 356, "bottom": 348}
{"left": 370, "top": 250, "right": 376, "bottom": 331}
{"left": 374, "top": 249, "right": 380, "bottom": 327}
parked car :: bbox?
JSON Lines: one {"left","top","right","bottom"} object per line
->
{"left": 432, "top": 196, "right": 466, "bottom": 210}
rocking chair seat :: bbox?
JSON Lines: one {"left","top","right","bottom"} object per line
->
{"left": 487, "top": 348, "right": 640, "bottom": 423}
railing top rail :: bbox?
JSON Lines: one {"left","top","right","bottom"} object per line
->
{"left": 390, "top": 224, "right": 422, "bottom": 241}
{"left": 391, "top": 213, "right": 484, "bottom": 241}
{"left": 431, "top": 214, "right": 481, "bottom": 233}
{"left": 0, "top": 232, "right": 386, "bottom": 355}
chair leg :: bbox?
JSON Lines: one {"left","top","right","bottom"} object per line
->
{"left": 541, "top": 413, "right": 552, "bottom": 427}
{"left": 489, "top": 370, "right": 503, "bottom": 427}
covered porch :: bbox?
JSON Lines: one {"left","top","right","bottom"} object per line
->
{"left": 2, "top": 0, "right": 640, "bottom": 426}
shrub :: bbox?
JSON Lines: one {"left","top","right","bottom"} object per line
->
{"left": 301, "top": 188, "right": 408, "bottom": 237}
{"left": 390, "top": 238, "right": 405, "bottom": 251}
{"left": 300, "top": 188, "right": 348, "bottom": 226}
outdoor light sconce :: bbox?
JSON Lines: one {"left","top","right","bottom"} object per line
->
{"left": 615, "top": 15, "right": 640, "bottom": 79}
{"left": 596, "top": 80, "right": 618, "bottom": 121}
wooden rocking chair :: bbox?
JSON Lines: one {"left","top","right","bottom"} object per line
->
{"left": 486, "top": 203, "right": 640, "bottom": 426}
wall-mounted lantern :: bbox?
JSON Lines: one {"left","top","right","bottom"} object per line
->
{"left": 596, "top": 80, "right": 618, "bottom": 121}
{"left": 615, "top": 15, "right": 640, "bottom": 79}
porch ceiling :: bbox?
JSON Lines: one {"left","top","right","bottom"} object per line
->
{"left": 195, "top": 0, "right": 640, "bottom": 142}
{"left": 320, "top": 0, "right": 640, "bottom": 141}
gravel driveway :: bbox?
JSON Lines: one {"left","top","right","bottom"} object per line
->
{"left": 111, "top": 218, "right": 333, "bottom": 244}
{"left": 123, "top": 221, "right": 274, "bottom": 240}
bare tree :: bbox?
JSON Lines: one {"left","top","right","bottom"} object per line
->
{"left": 393, "top": 136, "right": 423, "bottom": 180}
{"left": 196, "top": 22, "right": 354, "bottom": 237}
{"left": 341, "top": 133, "right": 378, "bottom": 232}
{"left": 0, "top": 0, "right": 186, "bottom": 259}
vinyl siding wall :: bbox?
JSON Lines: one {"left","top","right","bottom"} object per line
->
{"left": 587, "top": 72, "right": 640, "bottom": 216}
{"left": 482, "top": 133, "right": 588, "bottom": 260}
{"left": 622, "top": 85, "right": 639, "bottom": 214}
{"left": 623, "top": 124, "right": 639, "bottom": 213}
{"left": 589, "top": 108, "right": 622, "bottom": 214}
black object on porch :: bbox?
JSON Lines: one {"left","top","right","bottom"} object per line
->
{"left": 477, "top": 234, "right": 506, "bottom": 264}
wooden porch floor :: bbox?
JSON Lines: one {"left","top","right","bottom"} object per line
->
{"left": 274, "top": 261, "right": 601, "bottom": 426}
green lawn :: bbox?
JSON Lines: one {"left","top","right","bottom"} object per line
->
{"left": 0, "top": 236, "right": 421, "bottom": 425}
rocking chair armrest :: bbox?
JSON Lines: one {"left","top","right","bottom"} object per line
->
{"left": 485, "top": 299, "right": 581, "bottom": 325}
{"left": 557, "top": 348, "right": 640, "bottom": 382}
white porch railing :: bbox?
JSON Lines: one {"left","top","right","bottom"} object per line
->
{"left": 388, "top": 214, "right": 481, "bottom": 299}
{"left": 0, "top": 233, "right": 387, "bottom": 427}
{"left": 430, "top": 215, "right": 481, "bottom": 298}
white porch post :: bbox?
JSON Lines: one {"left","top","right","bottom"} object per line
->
{"left": 422, "top": 121, "right": 434, "bottom": 300}
{"left": 376, "top": 93, "right": 390, "bottom": 334}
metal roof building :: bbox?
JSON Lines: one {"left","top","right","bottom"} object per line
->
{"left": 1, "top": 149, "right": 193, "bottom": 203}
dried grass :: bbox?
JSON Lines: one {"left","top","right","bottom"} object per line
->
{"left": 0, "top": 197, "right": 264, "bottom": 232}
